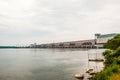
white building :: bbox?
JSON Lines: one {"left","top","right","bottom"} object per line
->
{"left": 96, "top": 33, "right": 118, "bottom": 48}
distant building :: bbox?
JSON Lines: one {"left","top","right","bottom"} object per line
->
{"left": 96, "top": 33, "right": 118, "bottom": 48}
{"left": 29, "top": 33, "right": 119, "bottom": 48}
{"left": 40, "top": 39, "right": 96, "bottom": 48}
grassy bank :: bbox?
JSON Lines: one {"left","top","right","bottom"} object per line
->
{"left": 92, "top": 34, "right": 120, "bottom": 80}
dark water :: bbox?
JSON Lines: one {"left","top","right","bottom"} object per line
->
{"left": 0, "top": 48, "right": 105, "bottom": 80}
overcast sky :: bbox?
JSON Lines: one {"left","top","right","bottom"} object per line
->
{"left": 0, "top": 0, "right": 120, "bottom": 46}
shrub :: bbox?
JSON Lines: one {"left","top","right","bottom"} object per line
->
{"left": 92, "top": 64, "right": 119, "bottom": 80}
{"left": 102, "top": 50, "right": 112, "bottom": 56}
{"left": 105, "top": 34, "right": 120, "bottom": 50}
{"left": 116, "top": 56, "right": 120, "bottom": 64}
{"left": 112, "top": 47, "right": 120, "bottom": 57}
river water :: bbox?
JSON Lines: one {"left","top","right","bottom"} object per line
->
{"left": 0, "top": 48, "right": 105, "bottom": 80}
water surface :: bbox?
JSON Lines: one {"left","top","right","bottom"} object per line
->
{"left": 0, "top": 48, "right": 105, "bottom": 80}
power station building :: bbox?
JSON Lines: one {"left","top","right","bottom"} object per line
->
{"left": 46, "top": 39, "right": 95, "bottom": 48}
{"left": 30, "top": 33, "right": 118, "bottom": 48}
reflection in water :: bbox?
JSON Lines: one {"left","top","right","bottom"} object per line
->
{"left": 0, "top": 49, "right": 105, "bottom": 80}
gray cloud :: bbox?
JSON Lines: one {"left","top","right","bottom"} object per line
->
{"left": 0, "top": 0, "right": 120, "bottom": 46}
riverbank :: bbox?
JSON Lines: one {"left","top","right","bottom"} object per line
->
{"left": 92, "top": 48, "right": 120, "bottom": 80}
{"left": 92, "top": 34, "right": 120, "bottom": 80}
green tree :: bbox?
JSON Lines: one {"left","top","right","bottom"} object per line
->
{"left": 105, "top": 34, "right": 120, "bottom": 50}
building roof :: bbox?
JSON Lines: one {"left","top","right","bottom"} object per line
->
{"left": 97, "top": 33, "right": 118, "bottom": 38}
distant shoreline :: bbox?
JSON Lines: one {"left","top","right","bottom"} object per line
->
{"left": 0, "top": 46, "right": 18, "bottom": 48}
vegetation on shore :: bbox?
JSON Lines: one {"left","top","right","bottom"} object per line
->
{"left": 93, "top": 34, "right": 120, "bottom": 80}
{"left": 104, "top": 34, "right": 120, "bottom": 50}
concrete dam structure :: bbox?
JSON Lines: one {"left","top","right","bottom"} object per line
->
{"left": 30, "top": 39, "right": 96, "bottom": 48}
{"left": 29, "top": 33, "right": 118, "bottom": 48}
